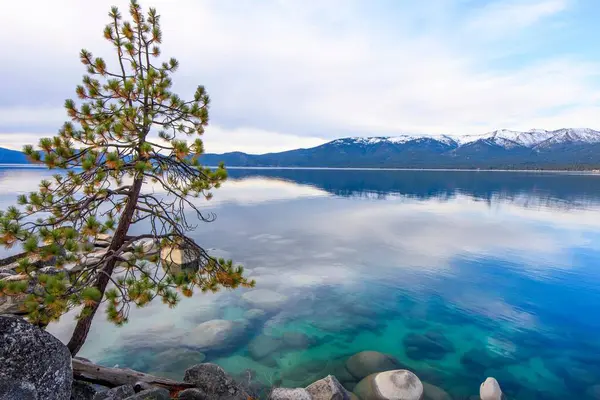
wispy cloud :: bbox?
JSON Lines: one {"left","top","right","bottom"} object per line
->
{"left": 467, "top": 0, "right": 569, "bottom": 33}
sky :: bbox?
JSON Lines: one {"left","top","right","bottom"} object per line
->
{"left": 1, "top": 0, "right": 600, "bottom": 154}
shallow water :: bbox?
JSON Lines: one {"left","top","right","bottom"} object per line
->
{"left": 2, "top": 167, "right": 600, "bottom": 399}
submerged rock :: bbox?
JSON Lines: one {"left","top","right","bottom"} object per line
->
{"left": 248, "top": 334, "right": 283, "bottom": 360}
{"left": 282, "top": 332, "right": 313, "bottom": 350}
{"left": 152, "top": 348, "right": 206, "bottom": 373}
{"left": 354, "top": 370, "right": 424, "bottom": 400}
{"left": 422, "top": 382, "right": 451, "bottom": 400}
{"left": 242, "top": 289, "right": 288, "bottom": 311}
{"left": 403, "top": 331, "right": 455, "bottom": 361}
{"left": 183, "top": 363, "right": 249, "bottom": 400}
{"left": 460, "top": 348, "right": 512, "bottom": 372}
{"left": 183, "top": 319, "right": 248, "bottom": 352}
{"left": 345, "top": 351, "right": 402, "bottom": 380}
{"left": 480, "top": 377, "right": 503, "bottom": 400}
{"left": 0, "top": 315, "right": 73, "bottom": 400}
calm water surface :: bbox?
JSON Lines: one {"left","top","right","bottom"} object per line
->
{"left": 2, "top": 167, "right": 600, "bottom": 399}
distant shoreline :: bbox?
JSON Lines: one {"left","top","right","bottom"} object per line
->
{"left": 2, "top": 163, "right": 599, "bottom": 175}
{"left": 223, "top": 166, "right": 600, "bottom": 174}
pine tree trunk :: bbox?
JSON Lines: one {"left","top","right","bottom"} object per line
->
{"left": 67, "top": 176, "right": 144, "bottom": 356}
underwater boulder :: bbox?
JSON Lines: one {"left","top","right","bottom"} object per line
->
{"left": 403, "top": 331, "right": 455, "bottom": 361}
{"left": 346, "top": 351, "right": 402, "bottom": 381}
{"left": 422, "top": 382, "right": 452, "bottom": 400}
{"left": 248, "top": 334, "right": 283, "bottom": 361}
{"left": 182, "top": 319, "right": 249, "bottom": 352}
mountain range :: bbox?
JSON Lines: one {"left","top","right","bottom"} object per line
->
{"left": 1, "top": 128, "right": 600, "bottom": 169}
{"left": 0, "top": 147, "right": 29, "bottom": 164}
{"left": 200, "top": 128, "right": 600, "bottom": 169}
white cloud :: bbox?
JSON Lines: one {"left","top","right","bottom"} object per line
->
{"left": 201, "top": 126, "right": 326, "bottom": 154}
{"left": 467, "top": 0, "right": 569, "bottom": 34}
{"left": 1, "top": 0, "right": 596, "bottom": 152}
{"left": 308, "top": 193, "right": 596, "bottom": 270}
{"left": 0, "top": 107, "right": 65, "bottom": 127}
{"left": 0, "top": 125, "right": 327, "bottom": 154}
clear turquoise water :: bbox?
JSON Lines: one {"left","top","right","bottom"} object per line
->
{"left": 2, "top": 167, "right": 600, "bottom": 399}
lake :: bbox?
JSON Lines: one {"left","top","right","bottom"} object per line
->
{"left": 2, "top": 167, "right": 600, "bottom": 399}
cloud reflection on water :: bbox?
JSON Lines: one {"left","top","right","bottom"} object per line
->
{"left": 3, "top": 167, "right": 600, "bottom": 377}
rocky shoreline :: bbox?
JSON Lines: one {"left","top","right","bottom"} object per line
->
{"left": 0, "top": 315, "right": 504, "bottom": 400}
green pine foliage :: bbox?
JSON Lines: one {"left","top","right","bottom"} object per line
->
{"left": 0, "top": 1, "right": 254, "bottom": 329}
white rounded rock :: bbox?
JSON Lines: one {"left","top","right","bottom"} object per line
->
{"left": 355, "top": 369, "right": 423, "bottom": 400}
{"left": 376, "top": 370, "right": 423, "bottom": 400}
{"left": 480, "top": 377, "right": 502, "bottom": 400}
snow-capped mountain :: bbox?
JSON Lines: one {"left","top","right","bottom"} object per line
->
{"left": 333, "top": 128, "right": 600, "bottom": 151}
{"left": 456, "top": 128, "right": 600, "bottom": 149}
{"left": 197, "top": 127, "right": 600, "bottom": 169}
{"left": 331, "top": 134, "right": 458, "bottom": 147}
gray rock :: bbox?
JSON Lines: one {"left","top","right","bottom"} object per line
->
{"left": 403, "top": 331, "right": 455, "bottom": 361}
{"left": 0, "top": 315, "right": 73, "bottom": 400}
{"left": 330, "top": 361, "right": 355, "bottom": 383}
{"left": 81, "top": 248, "right": 109, "bottom": 267}
{"left": 423, "top": 382, "right": 451, "bottom": 400}
{"left": 354, "top": 370, "right": 424, "bottom": 400}
{"left": 38, "top": 266, "right": 63, "bottom": 275}
{"left": 248, "top": 334, "right": 283, "bottom": 360}
{"left": 242, "top": 289, "right": 288, "bottom": 311}
{"left": 0, "top": 272, "right": 15, "bottom": 279}
{"left": 460, "top": 348, "right": 511, "bottom": 372}
{"left": 152, "top": 348, "right": 206, "bottom": 373}
{"left": 282, "top": 332, "right": 313, "bottom": 349}
{"left": 345, "top": 351, "right": 402, "bottom": 380}
{"left": 93, "top": 385, "right": 135, "bottom": 400}
{"left": 306, "top": 375, "right": 351, "bottom": 400}
{"left": 133, "top": 239, "right": 159, "bottom": 256}
{"left": 0, "top": 381, "right": 38, "bottom": 400}
{"left": 124, "top": 388, "right": 170, "bottom": 400}
{"left": 94, "top": 240, "right": 111, "bottom": 248}
{"left": 0, "top": 266, "right": 18, "bottom": 275}
{"left": 183, "top": 319, "right": 248, "bottom": 352}
{"left": 183, "top": 363, "right": 249, "bottom": 400}
{"left": 178, "top": 388, "right": 208, "bottom": 399}
{"left": 0, "top": 294, "right": 27, "bottom": 315}
{"left": 268, "top": 388, "right": 312, "bottom": 400}
{"left": 71, "top": 380, "right": 98, "bottom": 400}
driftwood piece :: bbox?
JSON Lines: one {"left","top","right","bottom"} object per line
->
{"left": 72, "top": 358, "right": 195, "bottom": 395}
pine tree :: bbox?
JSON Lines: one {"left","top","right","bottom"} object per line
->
{"left": 0, "top": 0, "right": 253, "bottom": 356}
